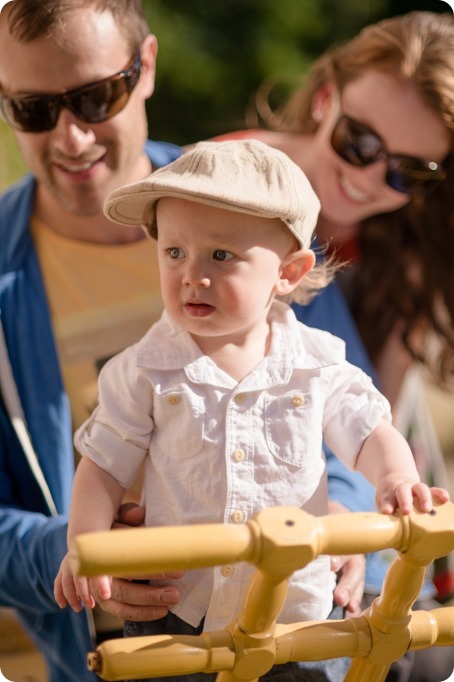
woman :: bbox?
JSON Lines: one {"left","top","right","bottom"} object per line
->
{"left": 215, "top": 11, "right": 453, "bottom": 681}
{"left": 223, "top": 10, "right": 453, "bottom": 402}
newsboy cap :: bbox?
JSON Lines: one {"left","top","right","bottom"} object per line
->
{"left": 104, "top": 139, "right": 320, "bottom": 248}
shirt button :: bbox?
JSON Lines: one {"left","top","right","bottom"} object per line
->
{"left": 232, "top": 448, "right": 246, "bottom": 462}
{"left": 166, "top": 394, "right": 181, "bottom": 406}
{"left": 230, "top": 510, "right": 245, "bottom": 524}
{"left": 291, "top": 394, "right": 305, "bottom": 407}
{"left": 221, "top": 564, "right": 234, "bottom": 577}
{"left": 234, "top": 393, "right": 246, "bottom": 404}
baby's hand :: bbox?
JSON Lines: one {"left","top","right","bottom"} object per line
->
{"left": 376, "top": 475, "right": 450, "bottom": 515}
{"left": 54, "top": 553, "right": 111, "bottom": 611}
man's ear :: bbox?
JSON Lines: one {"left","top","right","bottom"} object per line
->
{"left": 138, "top": 34, "right": 158, "bottom": 99}
{"left": 275, "top": 248, "right": 316, "bottom": 296}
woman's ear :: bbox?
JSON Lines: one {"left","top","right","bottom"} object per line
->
{"left": 138, "top": 34, "right": 158, "bottom": 99}
{"left": 311, "top": 81, "right": 336, "bottom": 122}
{"left": 275, "top": 248, "right": 316, "bottom": 296}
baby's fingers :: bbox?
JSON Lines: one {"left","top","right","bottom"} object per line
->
{"left": 74, "top": 576, "right": 96, "bottom": 610}
{"left": 378, "top": 482, "right": 449, "bottom": 516}
{"left": 58, "top": 573, "right": 84, "bottom": 611}
{"left": 381, "top": 484, "right": 415, "bottom": 515}
{"left": 377, "top": 490, "right": 398, "bottom": 515}
{"left": 54, "top": 573, "right": 68, "bottom": 609}
{"left": 429, "top": 487, "right": 450, "bottom": 504}
{"left": 409, "top": 483, "right": 433, "bottom": 513}
{"left": 93, "top": 575, "right": 112, "bottom": 602}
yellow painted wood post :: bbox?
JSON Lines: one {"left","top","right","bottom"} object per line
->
{"left": 87, "top": 631, "right": 236, "bottom": 680}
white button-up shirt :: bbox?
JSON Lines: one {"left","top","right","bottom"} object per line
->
{"left": 75, "top": 301, "right": 391, "bottom": 629}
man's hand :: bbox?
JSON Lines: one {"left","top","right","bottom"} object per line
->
{"left": 328, "top": 501, "right": 366, "bottom": 616}
{"left": 92, "top": 502, "right": 182, "bottom": 621}
{"left": 91, "top": 574, "right": 181, "bottom": 622}
{"left": 330, "top": 553, "right": 365, "bottom": 616}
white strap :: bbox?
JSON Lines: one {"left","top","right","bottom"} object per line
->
{"left": 0, "top": 321, "right": 58, "bottom": 517}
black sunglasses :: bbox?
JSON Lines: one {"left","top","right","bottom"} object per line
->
{"left": 330, "top": 113, "right": 447, "bottom": 196}
{"left": 0, "top": 52, "right": 141, "bottom": 133}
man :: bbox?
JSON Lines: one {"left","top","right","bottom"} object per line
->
{"left": 0, "top": 2, "right": 182, "bottom": 680}
{"left": 0, "top": 2, "right": 365, "bottom": 681}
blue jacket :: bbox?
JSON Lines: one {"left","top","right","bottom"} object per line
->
{"left": 0, "top": 139, "right": 181, "bottom": 682}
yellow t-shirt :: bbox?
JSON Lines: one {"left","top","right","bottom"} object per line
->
{"left": 31, "top": 216, "right": 163, "bottom": 435}
{"left": 31, "top": 216, "right": 162, "bottom": 634}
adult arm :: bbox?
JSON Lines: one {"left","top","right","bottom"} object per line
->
{"left": 326, "top": 452, "right": 369, "bottom": 615}
{"left": 0, "top": 504, "right": 180, "bottom": 623}
{"left": 0, "top": 506, "right": 69, "bottom": 611}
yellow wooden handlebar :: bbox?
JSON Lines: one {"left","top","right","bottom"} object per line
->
{"left": 74, "top": 501, "right": 454, "bottom": 681}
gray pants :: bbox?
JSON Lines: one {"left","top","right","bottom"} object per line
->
{"left": 125, "top": 606, "right": 349, "bottom": 682}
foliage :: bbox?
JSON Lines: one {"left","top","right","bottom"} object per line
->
{"left": 0, "top": 122, "right": 27, "bottom": 189}
{"left": 144, "top": 0, "right": 388, "bottom": 145}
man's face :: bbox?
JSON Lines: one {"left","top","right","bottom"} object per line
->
{"left": 0, "top": 7, "right": 156, "bottom": 219}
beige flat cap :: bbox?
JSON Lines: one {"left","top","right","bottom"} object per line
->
{"left": 104, "top": 139, "right": 320, "bottom": 248}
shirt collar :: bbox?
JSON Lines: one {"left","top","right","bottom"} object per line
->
{"left": 137, "top": 301, "right": 345, "bottom": 386}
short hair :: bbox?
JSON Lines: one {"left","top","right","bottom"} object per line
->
{"left": 5, "top": 0, "right": 150, "bottom": 53}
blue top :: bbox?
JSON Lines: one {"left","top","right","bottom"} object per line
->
{"left": 0, "top": 139, "right": 182, "bottom": 682}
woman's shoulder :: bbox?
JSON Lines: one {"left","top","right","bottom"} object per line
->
{"left": 211, "top": 129, "right": 308, "bottom": 168}
{"left": 213, "top": 128, "right": 300, "bottom": 148}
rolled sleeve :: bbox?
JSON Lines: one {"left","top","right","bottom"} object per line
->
{"left": 74, "top": 346, "right": 154, "bottom": 489}
{"left": 75, "top": 419, "right": 148, "bottom": 489}
{"left": 323, "top": 363, "right": 391, "bottom": 468}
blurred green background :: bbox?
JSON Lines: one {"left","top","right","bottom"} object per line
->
{"left": 0, "top": 0, "right": 451, "bottom": 189}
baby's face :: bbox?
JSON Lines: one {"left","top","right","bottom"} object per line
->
{"left": 156, "top": 197, "right": 296, "bottom": 350}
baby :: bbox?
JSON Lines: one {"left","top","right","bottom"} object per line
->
{"left": 55, "top": 139, "right": 448, "bottom": 669}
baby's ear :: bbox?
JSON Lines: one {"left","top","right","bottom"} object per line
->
{"left": 275, "top": 249, "right": 315, "bottom": 296}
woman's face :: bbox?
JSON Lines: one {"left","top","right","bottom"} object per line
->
{"left": 301, "top": 70, "right": 450, "bottom": 237}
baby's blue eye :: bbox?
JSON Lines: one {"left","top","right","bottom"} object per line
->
{"left": 213, "top": 250, "right": 234, "bottom": 261}
{"left": 168, "top": 247, "right": 184, "bottom": 259}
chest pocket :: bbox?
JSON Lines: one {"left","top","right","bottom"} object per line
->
{"left": 152, "top": 388, "right": 204, "bottom": 460}
{"left": 264, "top": 391, "right": 321, "bottom": 469}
